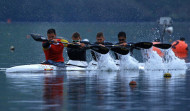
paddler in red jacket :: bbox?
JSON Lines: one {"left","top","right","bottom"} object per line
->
{"left": 172, "top": 37, "right": 188, "bottom": 59}
{"left": 42, "top": 29, "right": 68, "bottom": 67}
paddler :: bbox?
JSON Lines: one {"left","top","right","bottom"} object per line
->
{"left": 172, "top": 37, "right": 188, "bottom": 59}
{"left": 67, "top": 32, "right": 90, "bottom": 61}
{"left": 114, "top": 31, "right": 128, "bottom": 60}
{"left": 42, "top": 29, "right": 68, "bottom": 67}
{"left": 91, "top": 32, "right": 112, "bottom": 61}
{"left": 152, "top": 38, "right": 164, "bottom": 57}
{"left": 114, "top": 31, "right": 137, "bottom": 59}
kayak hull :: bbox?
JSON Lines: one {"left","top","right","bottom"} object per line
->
{"left": 5, "top": 61, "right": 190, "bottom": 73}
{"left": 6, "top": 60, "right": 89, "bottom": 73}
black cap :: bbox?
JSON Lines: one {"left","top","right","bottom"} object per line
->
{"left": 180, "top": 37, "right": 185, "bottom": 41}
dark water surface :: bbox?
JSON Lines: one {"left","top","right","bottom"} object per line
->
{"left": 0, "top": 22, "right": 190, "bottom": 111}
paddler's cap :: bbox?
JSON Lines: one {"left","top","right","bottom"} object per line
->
{"left": 180, "top": 37, "right": 185, "bottom": 41}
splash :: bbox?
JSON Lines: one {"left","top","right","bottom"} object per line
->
{"left": 119, "top": 54, "right": 139, "bottom": 70}
{"left": 87, "top": 52, "right": 118, "bottom": 71}
{"left": 141, "top": 48, "right": 187, "bottom": 70}
{"left": 142, "top": 48, "right": 165, "bottom": 70}
{"left": 87, "top": 60, "right": 98, "bottom": 70}
{"left": 97, "top": 53, "right": 119, "bottom": 71}
{"left": 163, "top": 49, "right": 187, "bottom": 70}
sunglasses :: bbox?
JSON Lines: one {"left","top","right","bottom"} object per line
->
{"left": 73, "top": 40, "right": 80, "bottom": 43}
{"left": 97, "top": 39, "right": 103, "bottom": 41}
{"left": 119, "top": 39, "right": 125, "bottom": 41}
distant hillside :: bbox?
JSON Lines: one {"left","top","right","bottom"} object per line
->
{"left": 0, "top": 0, "right": 190, "bottom": 22}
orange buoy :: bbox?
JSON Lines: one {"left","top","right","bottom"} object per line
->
{"left": 129, "top": 81, "right": 137, "bottom": 89}
{"left": 152, "top": 42, "right": 164, "bottom": 57}
{"left": 172, "top": 38, "right": 188, "bottom": 59}
{"left": 129, "top": 80, "right": 137, "bottom": 85}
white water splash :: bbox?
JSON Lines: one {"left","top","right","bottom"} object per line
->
{"left": 120, "top": 54, "right": 139, "bottom": 70}
{"left": 87, "top": 60, "right": 98, "bottom": 70}
{"left": 87, "top": 52, "right": 118, "bottom": 71}
{"left": 141, "top": 48, "right": 187, "bottom": 70}
{"left": 97, "top": 53, "right": 119, "bottom": 71}
{"left": 142, "top": 48, "right": 165, "bottom": 70}
{"left": 164, "top": 49, "right": 187, "bottom": 70}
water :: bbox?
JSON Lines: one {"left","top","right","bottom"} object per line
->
{"left": 0, "top": 22, "right": 190, "bottom": 111}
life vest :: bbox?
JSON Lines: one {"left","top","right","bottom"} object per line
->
{"left": 172, "top": 40, "right": 188, "bottom": 58}
{"left": 152, "top": 42, "right": 164, "bottom": 57}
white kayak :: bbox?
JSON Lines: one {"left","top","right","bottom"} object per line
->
{"left": 5, "top": 60, "right": 143, "bottom": 73}
{"left": 6, "top": 60, "right": 89, "bottom": 73}
{"left": 5, "top": 60, "right": 190, "bottom": 73}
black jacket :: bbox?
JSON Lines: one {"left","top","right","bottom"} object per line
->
{"left": 67, "top": 41, "right": 89, "bottom": 61}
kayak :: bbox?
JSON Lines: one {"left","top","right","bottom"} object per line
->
{"left": 6, "top": 60, "right": 89, "bottom": 73}
{"left": 5, "top": 60, "right": 190, "bottom": 73}
{"left": 5, "top": 60, "right": 143, "bottom": 73}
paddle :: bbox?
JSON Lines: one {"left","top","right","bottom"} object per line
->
{"left": 153, "top": 43, "right": 171, "bottom": 49}
{"left": 132, "top": 42, "right": 153, "bottom": 49}
{"left": 31, "top": 33, "right": 109, "bottom": 54}
{"left": 31, "top": 34, "right": 48, "bottom": 42}
{"left": 105, "top": 42, "right": 153, "bottom": 49}
{"left": 31, "top": 33, "right": 69, "bottom": 44}
{"left": 111, "top": 47, "right": 129, "bottom": 55}
{"left": 90, "top": 45, "right": 109, "bottom": 54}
{"left": 103, "top": 42, "right": 152, "bottom": 55}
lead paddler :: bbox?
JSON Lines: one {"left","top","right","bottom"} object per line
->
{"left": 42, "top": 28, "right": 68, "bottom": 67}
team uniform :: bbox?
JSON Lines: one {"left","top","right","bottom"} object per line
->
{"left": 42, "top": 39, "right": 68, "bottom": 67}
{"left": 67, "top": 41, "right": 89, "bottom": 61}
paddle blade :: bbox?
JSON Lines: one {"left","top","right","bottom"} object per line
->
{"left": 30, "top": 34, "right": 48, "bottom": 42}
{"left": 111, "top": 47, "right": 129, "bottom": 55}
{"left": 90, "top": 46, "right": 109, "bottom": 54}
{"left": 153, "top": 44, "right": 171, "bottom": 49}
{"left": 134, "top": 42, "right": 153, "bottom": 49}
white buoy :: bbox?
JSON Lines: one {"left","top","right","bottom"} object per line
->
{"left": 10, "top": 46, "right": 15, "bottom": 51}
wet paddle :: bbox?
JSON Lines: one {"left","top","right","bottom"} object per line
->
{"left": 153, "top": 43, "right": 171, "bottom": 49}
{"left": 106, "top": 42, "right": 153, "bottom": 49}
{"left": 111, "top": 47, "right": 129, "bottom": 55}
{"left": 31, "top": 34, "right": 48, "bottom": 42}
{"left": 31, "top": 33, "right": 69, "bottom": 44}
{"left": 105, "top": 42, "right": 153, "bottom": 55}
{"left": 132, "top": 42, "right": 153, "bottom": 49}
{"left": 89, "top": 45, "right": 109, "bottom": 54}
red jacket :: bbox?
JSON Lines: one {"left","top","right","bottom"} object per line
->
{"left": 43, "top": 39, "right": 64, "bottom": 62}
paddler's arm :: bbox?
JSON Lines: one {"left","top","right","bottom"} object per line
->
{"left": 42, "top": 41, "right": 51, "bottom": 49}
{"left": 67, "top": 41, "right": 90, "bottom": 49}
{"left": 42, "top": 39, "right": 58, "bottom": 49}
{"left": 80, "top": 41, "right": 91, "bottom": 49}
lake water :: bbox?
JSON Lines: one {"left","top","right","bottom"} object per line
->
{"left": 0, "top": 22, "right": 190, "bottom": 111}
